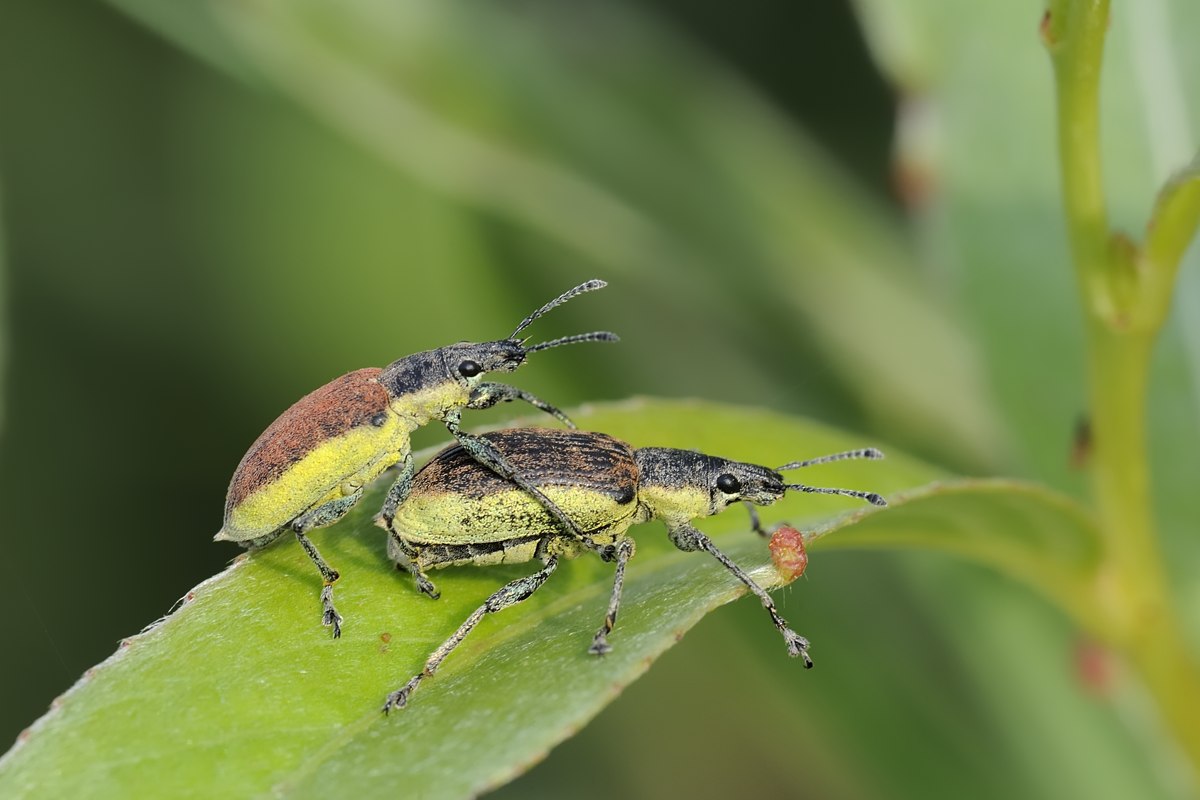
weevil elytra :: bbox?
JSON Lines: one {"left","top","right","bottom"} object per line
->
{"left": 381, "top": 427, "right": 886, "bottom": 713}
{"left": 215, "top": 281, "right": 617, "bottom": 637}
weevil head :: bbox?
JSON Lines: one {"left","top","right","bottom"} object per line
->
{"left": 633, "top": 445, "right": 888, "bottom": 523}
{"left": 634, "top": 448, "right": 787, "bottom": 521}
{"left": 377, "top": 280, "right": 616, "bottom": 409}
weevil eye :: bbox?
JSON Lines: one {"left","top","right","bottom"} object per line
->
{"left": 458, "top": 360, "right": 482, "bottom": 378}
{"left": 716, "top": 473, "right": 741, "bottom": 494}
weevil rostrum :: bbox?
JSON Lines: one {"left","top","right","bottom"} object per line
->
{"left": 215, "top": 281, "right": 617, "bottom": 637}
{"left": 381, "top": 427, "right": 886, "bottom": 713}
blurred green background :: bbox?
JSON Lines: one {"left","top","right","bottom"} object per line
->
{"left": 1, "top": 0, "right": 1197, "bottom": 798}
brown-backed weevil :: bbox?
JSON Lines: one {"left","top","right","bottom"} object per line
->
{"left": 215, "top": 281, "right": 617, "bottom": 637}
{"left": 381, "top": 427, "right": 885, "bottom": 712}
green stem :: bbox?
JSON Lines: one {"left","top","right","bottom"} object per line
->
{"left": 1047, "top": 0, "right": 1113, "bottom": 317}
{"left": 1048, "top": 0, "right": 1200, "bottom": 776}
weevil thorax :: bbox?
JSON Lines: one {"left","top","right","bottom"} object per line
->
{"left": 634, "top": 448, "right": 786, "bottom": 523}
{"left": 379, "top": 337, "right": 533, "bottom": 422}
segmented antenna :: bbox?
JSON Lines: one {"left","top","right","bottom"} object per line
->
{"left": 525, "top": 331, "right": 620, "bottom": 353}
{"left": 776, "top": 448, "right": 884, "bottom": 471}
{"left": 786, "top": 484, "right": 887, "bottom": 507}
{"left": 510, "top": 279, "right": 607, "bottom": 339}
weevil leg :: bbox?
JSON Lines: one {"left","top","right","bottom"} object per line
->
{"left": 588, "top": 538, "right": 636, "bottom": 656}
{"left": 744, "top": 502, "right": 769, "bottom": 538}
{"left": 382, "top": 555, "right": 560, "bottom": 714}
{"left": 289, "top": 490, "right": 362, "bottom": 639}
{"left": 294, "top": 532, "right": 344, "bottom": 639}
{"left": 376, "top": 451, "right": 414, "bottom": 527}
{"left": 386, "top": 530, "right": 440, "bottom": 599}
{"left": 444, "top": 411, "right": 587, "bottom": 540}
{"left": 667, "top": 523, "right": 812, "bottom": 667}
{"left": 466, "top": 382, "right": 576, "bottom": 429}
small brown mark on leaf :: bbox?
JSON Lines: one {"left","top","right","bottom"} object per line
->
{"left": 1074, "top": 639, "right": 1113, "bottom": 696}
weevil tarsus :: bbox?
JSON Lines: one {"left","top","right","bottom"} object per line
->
{"left": 387, "top": 528, "right": 441, "bottom": 599}
{"left": 383, "top": 554, "right": 561, "bottom": 714}
{"left": 669, "top": 522, "right": 812, "bottom": 666}
{"left": 295, "top": 531, "right": 344, "bottom": 638}
{"left": 466, "top": 382, "right": 576, "bottom": 429}
{"left": 589, "top": 538, "right": 636, "bottom": 656}
{"left": 744, "top": 502, "right": 769, "bottom": 538}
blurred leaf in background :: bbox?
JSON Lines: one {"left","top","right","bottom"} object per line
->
{"left": 0, "top": 0, "right": 1196, "bottom": 798}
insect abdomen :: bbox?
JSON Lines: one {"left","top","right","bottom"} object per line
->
{"left": 220, "top": 368, "right": 399, "bottom": 541}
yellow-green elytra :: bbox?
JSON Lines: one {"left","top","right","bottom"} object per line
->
{"left": 216, "top": 280, "right": 617, "bottom": 638}
{"left": 381, "top": 427, "right": 887, "bottom": 713}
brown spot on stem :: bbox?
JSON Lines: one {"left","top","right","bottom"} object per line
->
{"left": 1069, "top": 416, "right": 1092, "bottom": 470}
{"left": 1039, "top": 9, "right": 1056, "bottom": 46}
{"left": 226, "top": 368, "right": 389, "bottom": 509}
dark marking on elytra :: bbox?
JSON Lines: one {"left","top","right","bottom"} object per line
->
{"left": 226, "top": 368, "right": 389, "bottom": 508}
{"left": 415, "top": 429, "right": 638, "bottom": 503}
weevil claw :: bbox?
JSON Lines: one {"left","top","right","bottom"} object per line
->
{"left": 588, "top": 637, "right": 612, "bottom": 656}
{"left": 382, "top": 678, "right": 419, "bottom": 714}
{"left": 320, "top": 585, "right": 344, "bottom": 638}
{"left": 782, "top": 629, "right": 810, "bottom": 662}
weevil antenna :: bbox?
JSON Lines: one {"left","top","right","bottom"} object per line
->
{"left": 510, "top": 279, "right": 607, "bottom": 339}
{"left": 786, "top": 484, "right": 887, "bottom": 507}
{"left": 526, "top": 331, "right": 619, "bottom": 353}
{"left": 776, "top": 448, "right": 884, "bottom": 472}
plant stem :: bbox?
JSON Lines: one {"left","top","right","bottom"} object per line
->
{"left": 1048, "top": 0, "right": 1200, "bottom": 776}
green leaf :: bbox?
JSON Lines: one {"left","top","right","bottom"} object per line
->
{"left": 815, "top": 479, "right": 1106, "bottom": 635}
{"left": 0, "top": 399, "right": 1102, "bottom": 798}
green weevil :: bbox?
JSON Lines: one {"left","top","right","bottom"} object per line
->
{"left": 380, "top": 427, "right": 886, "bottom": 713}
{"left": 215, "top": 281, "right": 617, "bottom": 637}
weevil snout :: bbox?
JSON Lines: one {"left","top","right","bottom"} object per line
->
{"left": 712, "top": 461, "right": 788, "bottom": 507}
{"left": 468, "top": 340, "right": 529, "bottom": 374}
{"left": 446, "top": 331, "right": 619, "bottom": 382}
